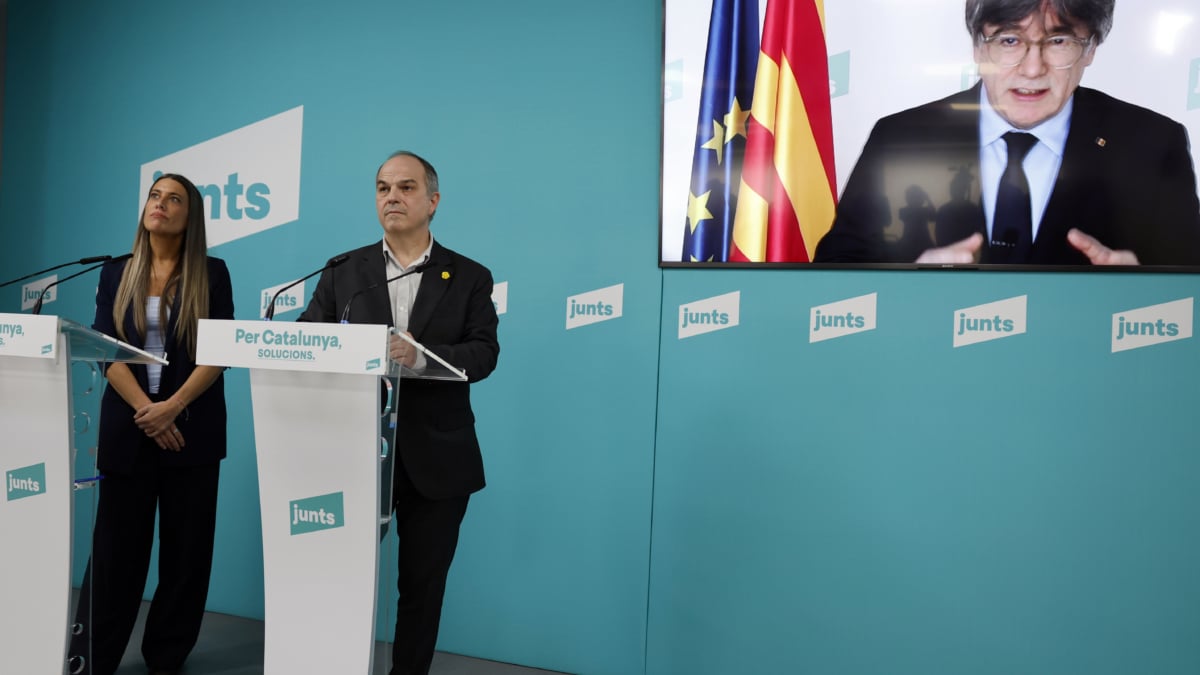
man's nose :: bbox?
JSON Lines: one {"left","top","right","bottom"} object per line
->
{"left": 1017, "top": 42, "right": 1048, "bottom": 77}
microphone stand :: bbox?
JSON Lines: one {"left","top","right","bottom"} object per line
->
{"left": 265, "top": 254, "right": 350, "bottom": 320}
{"left": 339, "top": 261, "right": 431, "bottom": 323}
{"left": 1, "top": 255, "right": 114, "bottom": 289}
{"left": 31, "top": 259, "right": 118, "bottom": 315}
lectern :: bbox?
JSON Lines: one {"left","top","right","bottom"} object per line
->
{"left": 196, "top": 319, "right": 465, "bottom": 674}
{"left": 0, "top": 312, "right": 166, "bottom": 674}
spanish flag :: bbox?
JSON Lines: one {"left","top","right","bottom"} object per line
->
{"left": 730, "top": 0, "right": 836, "bottom": 262}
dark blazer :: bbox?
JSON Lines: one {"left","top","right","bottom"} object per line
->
{"left": 814, "top": 84, "right": 1200, "bottom": 265}
{"left": 299, "top": 240, "right": 500, "bottom": 500}
{"left": 93, "top": 256, "right": 234, "bottom": 474}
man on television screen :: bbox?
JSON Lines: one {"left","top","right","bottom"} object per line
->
{"left": 814, "top": 0, "right": 1200, "bottom": 266}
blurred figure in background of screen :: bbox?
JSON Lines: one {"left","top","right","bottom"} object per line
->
{"left": 814, "top": 0, "right": 1200, "bottom": 266}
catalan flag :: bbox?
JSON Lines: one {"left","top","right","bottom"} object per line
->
{"left": 681, "top": 0, "right": 760, "bottom": 263}
{"left": 730, "top": 0, "right": 836, "bottom": 262}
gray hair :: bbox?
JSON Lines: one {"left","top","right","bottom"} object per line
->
{"left": 965, "top": 0, "right": 1115, "bottom": 44}
{"left": 377, "top": 150, "right": 439, "bottom": 196}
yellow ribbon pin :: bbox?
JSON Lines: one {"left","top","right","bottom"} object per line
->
{"left": 441, "top": 271, "right": 450, "bottom": 280}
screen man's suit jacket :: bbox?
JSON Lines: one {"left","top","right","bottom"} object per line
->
{"left": 93, "top": 256, "right": 235, "bottom": 474}
{"left": 814, "top": 84, "right": 1200, "bottom": 265}
{"left": 299, "top": 239, "right": 500, "bottom": 500}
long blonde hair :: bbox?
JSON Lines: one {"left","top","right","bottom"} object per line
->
{"left": 113, "top": 174, "right": 211, "bottom": 361}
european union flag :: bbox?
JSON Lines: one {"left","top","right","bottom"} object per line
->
{"left": 682, "top": 0, "right": 760, "bottom": 262}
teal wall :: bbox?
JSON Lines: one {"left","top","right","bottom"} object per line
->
{"left": 650, "top": 270, "right": 1200, "bottom": 674}
{"left": 3, "top": 2, "right": 1200, "bottom": 674}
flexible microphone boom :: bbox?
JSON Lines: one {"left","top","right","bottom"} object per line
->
{"left": 1, "top": 254, "right": 117, "bottom": 289}
{"left": 31, "top": 254, "right": 133, "bottom": 315}
{"left": 339, "top": 261, "right": 433, "bottom": 323}
{"left": 264, "top": 254, "right": 350, "bottom": 320}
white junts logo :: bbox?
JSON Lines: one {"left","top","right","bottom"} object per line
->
{"left": 952, "top": 295, "right": 1027, "bottom": 348}
{"left": 1112, "top": 298, "right": 1193, "bottom": 353}
{"left": 810, "top": 293, "right": 876, "bottom": 343}
{"left": 679, "top": 291, "right": 739, "bottom": 339}
{"left": 20, "top": 275, "right": 56, "bottom": 311}
{"left": 565, "top": 284, "right": 624, "bottom": 330}
{"left": 260, "top": 279, "right": 306, "bottom": 319}
{"left": 139, "top": 106, "right": 303, "bottom": 248}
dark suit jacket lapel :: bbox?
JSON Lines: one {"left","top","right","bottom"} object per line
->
{"left": 942, "top": 84, "right": 983, "bottom": 145}
{"left": 408, "top": 242, "right": 455, "bottom": 339}
{"left": 934, "top": 85, "right": 988, "bottom": 252}
{"left": 1037, "top": 88, "right": 1101, "bottom": 247}
{"left": 946, "top": 87, "right": 985, "bottom": 231}
{"left": 360, "top": 242, "right": 393, "bottom": 326}
{"left": 121, "top": 305, "right": 143, "bottom": 350}
{"left": 165, "top": 285, "right": 181, "bottom": 348}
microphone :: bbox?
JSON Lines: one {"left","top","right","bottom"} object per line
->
{"left": 264, "top": 254, "right": 350, "bottom": 320}
{"left": 31, "top": 254, "right": 132, "bottom": 315}
{"left": 1, "top": 254, "right": 118, "bottom": 289}
{"left": 339, "top": 261, "right": 432, "bottom": 324}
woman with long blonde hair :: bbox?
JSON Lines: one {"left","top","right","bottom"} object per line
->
{"left": 70, "top": 173, "right": 235, "bottom": 675}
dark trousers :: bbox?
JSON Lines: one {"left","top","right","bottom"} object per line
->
{"left": 389, "top": 461, "right": 470, "bottom": 675}
{"left": 70, "top": 439, "right": 221, "bottom": 675}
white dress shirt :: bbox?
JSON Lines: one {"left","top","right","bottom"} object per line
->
{"left": 382, "top": 237, "right": 433, "bottom": 370}
{"left": 978, "top": 83, "right": 1074, "bottom": 241}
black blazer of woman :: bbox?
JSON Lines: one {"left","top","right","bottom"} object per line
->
{"left": 92, "top": 256, "right": 235, "bottom": 474}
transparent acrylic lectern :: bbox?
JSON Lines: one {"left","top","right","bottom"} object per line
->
{"left": 0, "top": 313, "right": 166, "bottom": 675}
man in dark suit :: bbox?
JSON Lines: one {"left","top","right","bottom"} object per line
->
{"left": 814, "top": 0, "right": 1200, "bottom": 266}
{"left": 299, "top": 150, "right": 499, "bottom": 675}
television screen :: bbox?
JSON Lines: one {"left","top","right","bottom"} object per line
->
{"left": 660, "top": 0, "right": 1200, "bottom": 269}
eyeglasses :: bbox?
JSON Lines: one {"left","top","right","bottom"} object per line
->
{"left": 980, "top": 33, "right": 1093, "bottom": 69}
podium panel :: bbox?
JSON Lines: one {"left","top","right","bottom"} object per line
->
{"left": 199, "top": 318, "right": 395, "bottom": 673}
{"left": 251, "top": 368, "right": 383, "bottom": 673}
{"left": 0, "top": 313, "right": 164, "bottom": 674}
{"left": 197, "top": 318, "right": 469, "bottom": 674}
{"left": 0, "top": 335, "right": 74, "bottom": 675}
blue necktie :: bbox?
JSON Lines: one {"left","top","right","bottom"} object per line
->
{"left": 991, "top": 132, "right": 1038, "bottom": 263}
